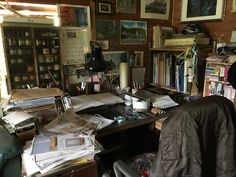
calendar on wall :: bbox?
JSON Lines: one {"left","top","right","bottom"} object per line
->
{"left": 58, "top": 4, "right": 91, "bottom": 65}
{"left": 60, "top": 27, "right": 91, "bottom": 65}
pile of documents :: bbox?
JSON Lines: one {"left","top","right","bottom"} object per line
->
{"left": 2, "top": 111, "right": 35, "bottom": 133}
{"left": 6, "top": 88, "right": 64, "bottom": 113}
{"left": 41, "top": 109, "right": 115, "bottom": 135}
{"left": 22, "top": 133, "right": 100, "bottom": 175}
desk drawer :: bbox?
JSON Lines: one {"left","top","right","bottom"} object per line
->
{"left": 39, "top": 161, "right": 98, "bottom": 177}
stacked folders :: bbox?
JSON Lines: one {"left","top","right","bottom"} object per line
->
{"left": 22, "top": 133, "right": 100, "bottom": 175}
{"left": 8, "top": 88, "right": 64, "bottom": 113}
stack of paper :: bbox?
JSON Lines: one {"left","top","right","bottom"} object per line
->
{"left": 41, "top": 109, "right": 115, "bottom": 135}
{"left": 2, "top": 111, "right": 35, "bottom": 132}
{"left": 7, "top": 88, "right": 64, "bottom": 113}
{"left": 22, "top": 133, "right": 100, "bottom": 175}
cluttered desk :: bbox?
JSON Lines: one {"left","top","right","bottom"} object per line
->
{"left": 0, "top": 88, "right": 179, "bottom": 177}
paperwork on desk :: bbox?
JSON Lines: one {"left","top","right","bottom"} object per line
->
{"left": 41, "top": 109, "right": 115, "bottom": 135}
{"left": 22, "top": 133, "right": 100, "bottom": 175}
{"left": 2, "top": 111, "right": 35, "bottom": 133}
{"left": 6, "top": 88, "right": 64, "bottom": 113}
{"left": 71, "top": 92, "right": 124, "bottom": 112}
{"left": 152, "top": 95, "right": 179, "bottom": 109}
{"left": 135, "top": 90, "right": 179, "bottom": 109}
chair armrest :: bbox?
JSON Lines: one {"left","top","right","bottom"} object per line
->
{"left": 113, "top": 160, "right": 139, "bottom": 177}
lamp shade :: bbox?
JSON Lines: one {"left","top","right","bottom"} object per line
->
{"left": 87, "top": 46, "right": 106, "bottom": 72}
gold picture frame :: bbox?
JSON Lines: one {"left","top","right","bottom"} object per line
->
{"left": 181, "top": 0, "right": 225, "bottom": 22}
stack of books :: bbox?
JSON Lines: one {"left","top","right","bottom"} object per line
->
{"left": 22, "top": 133, "right": 101, "bottom": 175}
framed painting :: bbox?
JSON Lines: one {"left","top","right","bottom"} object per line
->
{"left": 181, "top": 0, "right": 225, "bottom": 22}
{"left": 116, "top": 0, "right": 137, "bottom": 14}
{"left": 98, "top": 2, "right": 111, "bottom": 13}
{"left": 134, "top": 51, "right": 144, "bottom": 66}
{"left": 120, "top": 20, "right": 147, "bottom": 44}
{"left": 232, "top": 0, "right": 236, "bottom": 12}
{"left": 58, "top": 4, "right": 90, "bottom": 27}
{"left": 103, "top": 51, "right": 128, "bottom": 73}
{"left": 141, "top": 0, "right": 170, "bottom": 20}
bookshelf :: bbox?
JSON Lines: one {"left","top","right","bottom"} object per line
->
{"left": 149, "top": 47, "right": 194, "bottom": 94}
{"left": 2, "top": 26, "right": 62, "bottom": 93}
{"left": 203, "top": 57, "right": 236, "bottom": 106}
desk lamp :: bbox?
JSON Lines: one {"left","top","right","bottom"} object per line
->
{"left": 86, "top": 41, "right": 106, "bottom": 72}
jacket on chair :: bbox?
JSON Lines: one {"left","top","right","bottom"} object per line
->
{"left": 149, "top": 95, "right": 236, "bottom": 177}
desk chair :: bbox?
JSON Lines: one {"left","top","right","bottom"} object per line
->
{"left": 112, "top": 95, "right": 236, "bottom": 177}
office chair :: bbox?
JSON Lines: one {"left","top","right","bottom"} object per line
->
{"left": 113, "top": 95, "right": 236, "bottom": 177}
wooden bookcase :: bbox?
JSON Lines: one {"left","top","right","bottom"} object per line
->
{"left": 203, "top": 58, "right": 236, "bottom": 106}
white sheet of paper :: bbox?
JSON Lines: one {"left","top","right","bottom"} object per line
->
{"left": 71, "top": 92, "right": 124, "bottom": 112}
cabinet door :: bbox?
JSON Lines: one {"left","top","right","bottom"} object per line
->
{"left": 33, "top": 27, "right": 62, "bottom": 88}
{"left": 3, "top": 27, "right": 37, "bottom": 91}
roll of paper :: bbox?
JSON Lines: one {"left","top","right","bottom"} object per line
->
{"left": 119, "top": 62, "right": 129, "bottom": 90}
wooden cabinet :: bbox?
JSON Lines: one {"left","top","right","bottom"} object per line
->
{"left": 2, "top": 26, "right": 62, "bottom": 93}
{"left": 149, "top": 47, "right": 195, "bottom": 94}
{"left": 203, "top": 58, "right": 236, "bottom": 105}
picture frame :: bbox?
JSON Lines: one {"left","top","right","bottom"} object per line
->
{"left": 181, "top": 0, "right": 225, "bottom": 22}
{"left": 140, "top": 0, "right": 170, "bottom": 20}
{"left": 120, "top": 20, "right": 147, "bottom": 45}
{"left": 58, "top": 4, "right": 91, "bottom": 27}
{"left": 98, "top": 2, "right": 111, "bottom": 13}
{"left": 95, "top": 0, "right": 115, "bottom": 14}
{"left": 103, "top": 51, "right": 128, "bottom": 73}
{"left": 232, "top": 0, "right": 236, "bottom": 12}
{"left": 134, "top": 51, "right": 144, "bottom": 66}
{"left": 116, "top": 0, "right": 137, "bottom": 14}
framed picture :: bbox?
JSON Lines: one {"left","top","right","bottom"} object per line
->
{"left": 181, "top": 0, "right": 225, "bottom": 22}
{"left": 116, "top": 0, "right": 137, "bottom": 14}
{"left": 98, "top": 2, "right": 111, "bottom": 13}
{"left": 103, "top": 51, "right": 128, "bottom": 73}
{"left": 96, "top": 19, "right": 119, "bottom": 50}
{"left": 134, "top": 51, "right": 144, "bottom": 66}
{"left": 58, "top": 4, "right": 90, "bottom": 27}
{"left": 120, "top": 20, "right": 147, "bottom": 44}
{"left": 232, "top": 0, "right": 236, "bottom": 12}
{"left": 141, "top": 0, "right": 170, "bottom": 20}
{"left": 96, "top": 0, "right": 115, "bottom": 14}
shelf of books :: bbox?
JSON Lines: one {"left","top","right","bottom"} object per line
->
{"left": 203, "top": 55, "right": 236, "bottom": 105}
{"left": 151, "top": 49, "right": 193, "bottom": 94}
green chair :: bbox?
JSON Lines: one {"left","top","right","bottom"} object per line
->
{"left": 0, "top": 125, "right": 23, "bottom": 177}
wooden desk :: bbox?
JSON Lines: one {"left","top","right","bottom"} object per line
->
{"left": 35, "top": 160, "right": 97, "bottom": 177}
{"left": 78, "top": 103, "right": 173, "bottom": 176}
{"left": 78, "top": 104, "right": 170, "bottom": 138}
{"left": 25, "top": 160, "right": 98, "bottom": 177}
